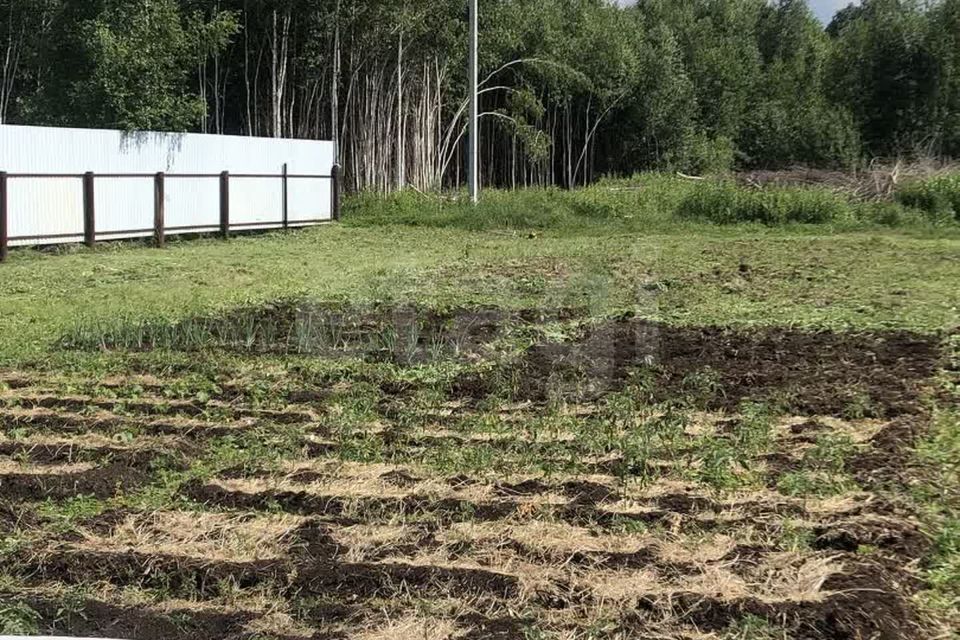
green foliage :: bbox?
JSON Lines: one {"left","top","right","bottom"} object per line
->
{"left": 777, "top": 470, "right": 857, "bottom": 497}
{"left": 345, "top": 176, "right": 960, "bottom": 232}
{"left": 739, "top": 100, "right": 861, "bottom": 169}
{"left": 343, "top": 185, "right": 670, "bottom": 232}
{"left": 913, "top": 350, "right": 960, "bottom": 624}
{"left": 697, "top": 436, "right": 745, "bottom": 492}
{"left": 779, "top": 519, "right": 815, "bottom": 552}
{"left": 723, "top": 614, "right": 787, "bottom": 640}
{"left": 825, "top": 0, "right": 940, "bottom": 155}
{"left": 733, "top": 402, "right": 776, "bottom": 455}
{"left": 0, "top": 601, "right": 41, "bottom": 635}
{"left": 925, "top": 518, "right": 960, "bottom": 612}
{"left": 675, "top": 134, "right": 737, "bottom": 176}
{"left": 676, "top": 181, "right": 855, "bottom": 225}
{"left": 925, "top": 0, "right": 960, "bottom": 155}
{"left": 35, "top": 495, "right": 107, "bottom": 536}
{"left": 19, "top": 0, "right": 237, "bottom": 130}
{"left": 898, "top": 174, "right": 960, "bottom": 221}
{"left": 4, "top": 0, "right": 960, "bottom": 177}
{"left": 858, "top": 200, "right": 930, "bottom": 226}
{"left": 803, "top": 433, "right": 856, "bottom": 473}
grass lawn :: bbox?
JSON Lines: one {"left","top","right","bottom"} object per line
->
{"left": 1, "top": 221, "right": 957, "bottom": 364}
{"left": 0, "top": 198, "right": 957, "bottom": 639}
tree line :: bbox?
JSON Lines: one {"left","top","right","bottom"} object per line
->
{"left": 1, "top": 0, "right": 959, "bottom": 191}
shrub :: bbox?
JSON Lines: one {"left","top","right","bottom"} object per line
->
{"left": 897, "top": 173, "right": 960, "bottom": 221}
{"left": 676, "top": 181, "right": 854, "bottom": 225}
{"left": 739, "top": 101, "right": 861, "bottom": 170}
{"left": 858, "top": 200, "right": 929, "bottom": 226}
{"left": 671, "top": 133, "right": 736, "bottom": 175}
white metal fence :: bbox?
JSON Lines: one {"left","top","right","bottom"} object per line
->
{"left": 0, "top": 124, "right": 338, "bottom": 260}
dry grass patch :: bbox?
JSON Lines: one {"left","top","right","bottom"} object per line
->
{"left": 0, "top": 459, "right": 96, "bottom": 474}
{"left": 220, "top": 462, "right": 573, "bottom": 507}
{"left": 441, "top": 519, "right": 735, "bottom": 562}
{"left": 332, "top": 523, "right": 418, "bottom": 562}
{"left": 801, "top": 493, "right": 877, "bottom": 516}
{"left": 0, "top": 432, "right": 182, "bottom": 452}
{"left": 76, "top": 511, "right": 305, "bottom": 561}
{"left": 747, "top": 553, "right": 842, "bottom": 603}
{"left": 355, "top": 615, "right": 461, "bottom": 640}
{"left": 583, "top": 567, "right": 662, "bottom": 603}
{"left": 656, "top": 534, "right": 742, "bottom": 564}
{"left": 245, "top": 610, "right": 318, "bottom": 639}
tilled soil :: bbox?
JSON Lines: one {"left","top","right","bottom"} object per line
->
{"left": 0, "top": 318, "right": 948, "bottom": 639}
{"left": 515, "top": 320, "right": 939, "bottom": 415}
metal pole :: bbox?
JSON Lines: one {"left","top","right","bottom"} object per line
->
{"left": 0, "top": 172, "right": 8, "bottom": 263}
{"left": 282, "top": 163, "right": 289, "bottom": 229}
{"left": 219, "top": 171, "right": 230, "bottom": 239}
{"left": 331, "top": 164, "right": 342, "bottom": 222}
{"left": 154, "top": 172, "right": 165, "bottom": 248}
{"left": 467, "top": 0, "right": 479, "bottom": 204}
{"left": 83, "top": 172, "right": 96, "bottom": 248}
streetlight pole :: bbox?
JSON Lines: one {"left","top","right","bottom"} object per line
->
{"left": 468, "top": 0, "right": 479, "bottom": 203}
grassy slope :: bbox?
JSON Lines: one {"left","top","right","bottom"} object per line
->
{"left": 1, "top": 221, "right": 957, "bottom": 365}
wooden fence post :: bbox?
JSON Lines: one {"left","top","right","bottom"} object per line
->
{"left": 0, "top": 172, "right": 8, "bottom": 263}
{"left": 83, "top": 171, "right": 96, "bottom": 248}
{"left": 154, "top": 172, "right": 165, "bottom": 248}
{"left": 219, "top": 171, "right": 230, "bottom": 239}
{"left": 282, "top": 163, "right": 289, "bottom": 229}
{"left": 331, "top": 164, "right": 341, "bottom": 222}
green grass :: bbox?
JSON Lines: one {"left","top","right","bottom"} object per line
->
{"left": 0, "top": 602, "right": 40, "bottom": 635}
{"left": 342, "top": 175, "right": 697, "bottom": 231}
{"left": 1, "top": 191, "right": 957, "bottom": 366}
{"left": 914, "top": 334, "right": 960, "bottom": 628}
{"left": 723, "top": 614, "right": 788, "bottom": 640}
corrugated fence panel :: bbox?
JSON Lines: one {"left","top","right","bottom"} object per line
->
{"left": 165, "top": 178, "right": 220, "bottom": 232}
{"left": 231, "top": 177, "right": 284, "bottom": 228}
{"left": 95, "top": 179, "right": 154, "bottom": 236}
{"left": 0, "top": 124, "right": 335, "bottom": 247}
{"left": 288, "top": 177, "right": 330, "bottom": 225}
{"left": 7, "top": 178, "right": 84, "bottom": 245}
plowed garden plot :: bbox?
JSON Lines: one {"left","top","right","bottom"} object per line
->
{"left": 0, "top": 308, "right": 955, "bottom": 639}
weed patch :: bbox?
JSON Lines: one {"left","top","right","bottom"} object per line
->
{"left": 0, "top": 601, "right": 40, "bottom": 635}
{"left": 897, "top": 173, "right": 960, "bottom": 221}
{"left": 677, "top": 181, "right": 856, "bottom": 225}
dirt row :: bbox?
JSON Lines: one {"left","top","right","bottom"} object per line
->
{"left": 0, "top": 319, "right": 950, "bottom": 640}
{"left": 14, "top": 314, "right": 946, "bottom": 415}
{"left": 4, "top": 543, "right": 926, "bottom": 640}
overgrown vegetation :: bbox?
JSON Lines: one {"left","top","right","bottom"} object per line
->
{"left": 898, "top": 174, "right": 960, "bottom": 221}
{"left": 676, "top": 182, "right": 856, "bottom": 225}
{"left": 343, "top": 172, "right": 960, "bottom": 230}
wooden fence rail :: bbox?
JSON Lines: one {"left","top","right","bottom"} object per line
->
{"left": 0, "top": 168, "right": 341, "bottom": 262}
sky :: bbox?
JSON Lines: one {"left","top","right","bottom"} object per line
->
{"left": 613, "top": 1, "right": 861, "bottom": 25}
{"left": 809, "top": 0, "right": 859, "bottom": 23}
